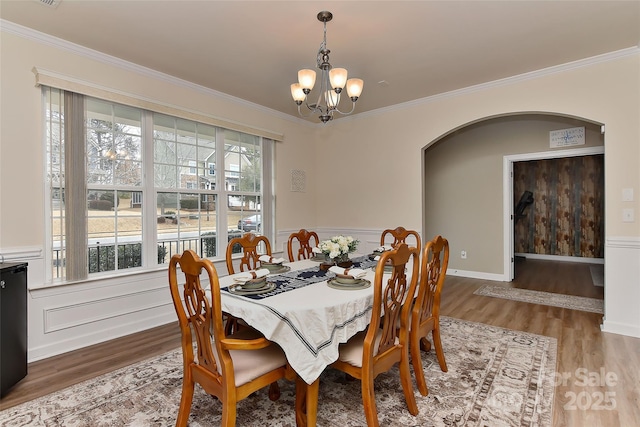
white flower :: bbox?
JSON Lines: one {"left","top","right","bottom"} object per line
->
{"left": 318, "top": 235, "right": 359, "bottom": 259}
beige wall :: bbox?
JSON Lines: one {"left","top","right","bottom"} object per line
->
{"left": 1, "top": 26, "right": 638, "bottom": 359}
{"left": 325, "top": 53, "right": 639, "bottom": 336}
{"left": 322, "top": 56, "right": 639, "bottom": 237}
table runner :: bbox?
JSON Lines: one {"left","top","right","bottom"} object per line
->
{"left": 221, "top": 255, "right": 377, "bottom": 300}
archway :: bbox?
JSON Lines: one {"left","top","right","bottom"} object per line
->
{"left": 422, "top": 112, "right": 605, "bottom": 288}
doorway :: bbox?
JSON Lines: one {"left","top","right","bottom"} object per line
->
{"left": 503, "top": 146, "right": 605, "bottom": 283}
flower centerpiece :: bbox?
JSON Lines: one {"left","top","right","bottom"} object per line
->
{"left": 318, "top": 235, "right": 359, "bottom": 267}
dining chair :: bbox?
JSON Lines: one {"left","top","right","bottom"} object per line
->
{"left": 226, "top": 232, "right": 272, "bottom": 275}
{"left": 330, "top": 243, "right": 420, "bottom": 427}
{"left": 380, "top": 226, "right": 422, "bottom": 252}
{"left": 286, "top": 228, "right": 320, "bottom": 261}
{"left": 410, "top": 235, "right": 449, "bottom": 396}
{"left": 168, "top": 249, "right": 290, "bottom": 427}
{"left": 223, "top": 232, "right": 282, "bottom": 398}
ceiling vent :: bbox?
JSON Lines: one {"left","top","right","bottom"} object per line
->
{"left": 36, "top": 0, "right": 61, "bottom": 8}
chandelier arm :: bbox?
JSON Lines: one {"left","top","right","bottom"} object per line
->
{"left": 332, "top": 101, "right": 358, "bottom": 116}
{"left": 296, "top": 104, "right": 314, "bottom": 118}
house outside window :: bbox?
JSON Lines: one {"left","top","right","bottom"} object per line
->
{"left": 44, "top": 88, "right": 269, "bottom": 283}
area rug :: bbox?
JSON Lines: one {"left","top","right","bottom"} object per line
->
{"left": 474, "top": 285, "right": 604, "bottom": 314}
{"left": 589, "top": 265, "right": 604, "bottom": 287}
{"left": 0, "top": 317, "right": 556, "bottom": 427}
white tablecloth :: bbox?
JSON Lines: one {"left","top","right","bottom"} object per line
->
{"left": 218, "top": 258, "right": 379, "bottom": 384}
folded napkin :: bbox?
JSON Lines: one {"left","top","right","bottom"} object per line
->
{"left": 329, "top": 266, "right": 367, "bottom": 279}
{"left": 374, "top": 244, "right": 394, "bottom": 253}
{"left": 258, "top": 255, "right": 286, "bottom": 264}
{"left": 234, "top": 268, "right": 270, "bottom": 281}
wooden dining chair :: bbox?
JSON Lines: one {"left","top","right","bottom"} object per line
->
{"left": 380, "top": 226, "right": 422, "bottom": 252}
{"left": 168, "top": 249, "right": 290, "bottom": 427}
{"left": 330, "top": 243, "right": 420, "bottom": 427}
{"left": 286, "top": 229, "right": 320, "bottom": 261}
{"left": 410, "top": 235, "right": 450, "bottom": 396}
{"left": 225, "top": 232, "right": 272, "bottom": 275}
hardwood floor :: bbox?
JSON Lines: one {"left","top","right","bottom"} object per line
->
{"left": 1, "top": 260, "right": 638, "bottom": 426}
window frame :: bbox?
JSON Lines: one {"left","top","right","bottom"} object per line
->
{"left": 44, "top": 88, "right": 273, "bottom": 285}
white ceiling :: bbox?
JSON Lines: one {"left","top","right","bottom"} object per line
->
{"left": 2, "top": 1, "right": 639, "bottom": 123}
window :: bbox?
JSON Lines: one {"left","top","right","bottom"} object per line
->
{"left": 44, "top": 88, "right": 270, "bottom": 282}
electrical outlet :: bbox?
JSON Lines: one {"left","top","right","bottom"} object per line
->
{"left": 461, "top": 250, "right": 467, "bottom": 259}
{"left": 623, "top": 208, "right": 634, "bottom": 222}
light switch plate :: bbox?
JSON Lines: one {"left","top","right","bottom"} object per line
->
{"left": 622, "top": 188, "right": 634, "bottom": 202}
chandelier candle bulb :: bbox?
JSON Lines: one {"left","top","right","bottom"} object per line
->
{"left": 298, "top": 69, "right": 316, "bottom": 92}
{"left": 329, "top": 68, "right": 348, "bottom": 89}
{"left": 346, "top": 78, "right": 364, "bottom": 100}
{"left": 291, "top": 84, "right": 305, "bottom": 103}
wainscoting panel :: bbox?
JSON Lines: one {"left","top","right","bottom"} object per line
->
{"left": 43, "top": 288, "right": 172, "bottom": 334}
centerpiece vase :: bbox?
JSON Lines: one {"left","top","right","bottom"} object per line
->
{"left": 333, "top": 253, "right": 353, "bottom": 269}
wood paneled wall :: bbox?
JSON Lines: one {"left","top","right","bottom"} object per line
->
{"left": 514, "top": 154, "right": 604, "bottom": 258}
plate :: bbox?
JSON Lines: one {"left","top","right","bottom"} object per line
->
{"left": 264, "top": 265, "right": 291, "bottom": 275}
{"left": 227, "top": 282, "right": 276, "bottom": 295}
{"left": 310, "top": 254, "right": 327, "bottom": 262}
{"left": 334, "top": 275, "right": 361, "bottom": 284}
{"left": 327, "top": 278, "right": 371, "bottom": 290}
{"left": 235, "top": 276, "right": 267, "bottom": 289}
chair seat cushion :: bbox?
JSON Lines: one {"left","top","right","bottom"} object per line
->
{"left": 226, "top": 328, "right": 287, "bottom": 387}
{"left": 337, "top": 329, "right": 384, "bottom": 367}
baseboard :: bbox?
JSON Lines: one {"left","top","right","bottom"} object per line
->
{"left": 601, "top": 319, "right": 640, "bottom": 339}
{"left": 515, "top": 253, "right": 604, "bottom": 264}
{"left": 447, "top": 269, "right": 507, "bottom": 282}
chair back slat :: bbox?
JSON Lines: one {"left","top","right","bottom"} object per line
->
{"left": 169, "top": 250, "right": 223, "bottom": 380}
{"left": 226, "top": 232, "right": 272, "bottom": 274}
{"left": 287, "top": 229, "right": 320, "bottom": 261}
{"left": 380, "top": 226, "right": 422, "bottom": 252}
{"left": 371, "top": 243, "right": 420, "bottom": 358}
{"left": 416, "top": 236, "right": 449, "bottom": 323}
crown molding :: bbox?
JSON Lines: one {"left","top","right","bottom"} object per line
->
{"left": 1, "top": 19, "right": 304, "bottom": 126}
{"left": 354, "top": 46, "right": 640, "bottom": 121}
{"left": 3, "top": 19, "right": 638, "bottom": 128}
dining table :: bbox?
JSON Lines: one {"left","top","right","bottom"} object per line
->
{"left": 217, "top": 254, "right": 384, "bottom": 427}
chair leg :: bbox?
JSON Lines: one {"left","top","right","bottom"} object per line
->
{"left": 419, "top": 336, "right": 431, "bottom": 352}
{"left": 268, "top": 381, "right": 281, "bottom": 401}
{"left": 221, "top": 397, "right": 237, "bottom": 427}
{"left": 175, "top": 377, "right": 195, "bottom": 427}
{"left": 399, "top": 356, "right": 419, "bottom": 415}
{"left": 361, "top": 371, "right": 380, "bottom": 427}
{"left": 432, "top": 324, "right": 448, "bottom": 372}
{"left": 411, "top": 333, "right": 429, "bottom": 396}
{"left": 224, "top": 314, "right": 240, "bottom": 335}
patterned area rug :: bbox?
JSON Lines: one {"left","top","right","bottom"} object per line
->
{"left": 0, "top": 317, "right": 556, "bottom": 427}
{"left": 474, "top": 285, "right": 604, "bottom": 314}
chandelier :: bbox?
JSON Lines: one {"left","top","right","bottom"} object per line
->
{"left": 290, "top": 11, "right": 364, "bottom": 123}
